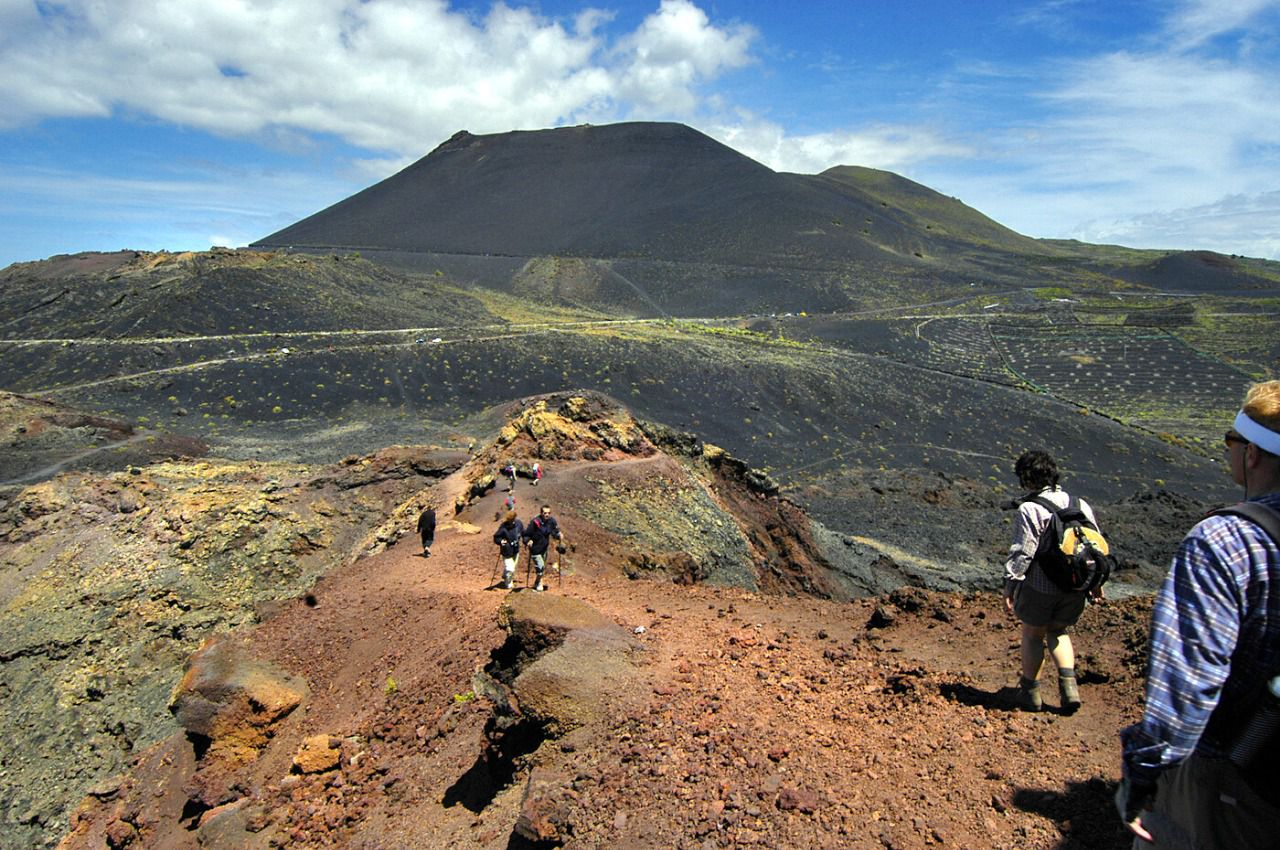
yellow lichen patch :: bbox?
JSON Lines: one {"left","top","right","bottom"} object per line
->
{"left": 560, "top": 396, "right": 591, "bottom": 421}
{"left": 702, "top": 443, "right": 726, "bottom": 463}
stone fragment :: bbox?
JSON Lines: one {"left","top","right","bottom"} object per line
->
{"left": 169, "top": 638, "right": 307, "bottom": 766}
{"left": 776, "top": 786, "right": 818, "bottom": 814}
{"left": 514, "top": 767, "right": 575, "bottom": 843}
{"left": 867, "top": 606, "right": 896, "bottom": 629}
{"left": 292, "top": 735, "right": 341, "bottom": 774}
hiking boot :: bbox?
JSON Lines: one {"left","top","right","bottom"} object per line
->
{"left": 502, "top": 574, "right": 514, "bottom": 590}
{"left": 1017, "top": 677, "right": 1042, "bottom": 712}
{"left": 534, "top": 579, "right": 546, "bottom": 592}
{"left": 1059, "top": 670, "right": 1081, "bottom": 712}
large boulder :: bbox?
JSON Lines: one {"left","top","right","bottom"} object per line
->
{"left": 495, "top": 594, "right": 640, "bottom": 735}
{"left": 169, "top": 638, "right": 307, "bottom": 766}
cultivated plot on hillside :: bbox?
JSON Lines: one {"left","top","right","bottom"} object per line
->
{"left": 990, "top": 323, "right": 1250, "bottom": 447}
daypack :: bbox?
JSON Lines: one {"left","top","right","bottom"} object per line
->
{"left": 1027, "top": 495, "right": 1115, "bottom": 594}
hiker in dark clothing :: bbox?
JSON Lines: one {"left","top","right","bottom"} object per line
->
{"left": 417, "top": 507, "right": 436, "bottom": 557}
{"left": 493, "top": 511, "right": 524, "bottom": 589}
{"left": 522, "top": 504, "right": 566, "bottom": 592}
{"left": 503, "top": 463, "right": 517, "bottom": 492}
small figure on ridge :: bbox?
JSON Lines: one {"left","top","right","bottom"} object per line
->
{"left": 416, "top": 506, "right": 436, "bottom": 557}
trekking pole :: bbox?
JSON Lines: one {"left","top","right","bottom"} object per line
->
{"left": 524, "top": 546, "right": 532, "bottom": 588}
{"left": 490, "top": 550, "right": 501, "bottom": 587}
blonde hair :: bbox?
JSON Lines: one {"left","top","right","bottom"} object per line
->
{"left": 1242, "top": 380, "right": 1280, "bottom": 434}
{"left": 502, "top": 510, "right": 518, "bottom": 524}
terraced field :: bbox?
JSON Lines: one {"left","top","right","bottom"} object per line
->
{"left": 912, "top": 316, "right": 1017, "bottom": 384}
{"left": 991, "top": 323, "right": 1251, "bottom": 447}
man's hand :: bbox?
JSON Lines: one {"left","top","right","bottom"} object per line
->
{"left": 1003, "top": 591, "right": 1015, "bottom": 617}
{"left": 1115, "top": 777, "right": 1156, "bottom": 843}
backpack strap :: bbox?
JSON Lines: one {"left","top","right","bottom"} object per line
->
{"left": 1211, "top": 502, "right": 1280, "bottom": 547}
{"left": 1026, "top": 495, "right": 1073, "bottom": 520}
{"left": 1027, "top": 495, "right": 1057, "bottom": 514}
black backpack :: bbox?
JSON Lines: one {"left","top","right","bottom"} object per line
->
{"left": 1027, "top": 495, "right": 1115, "bottom": 594}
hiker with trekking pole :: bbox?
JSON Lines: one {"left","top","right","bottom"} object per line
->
{"left": 522, "top": 504, "right": 566, "bottom": 592}
{"left": 493, "top": 511, "right": 524, "bottom": 590}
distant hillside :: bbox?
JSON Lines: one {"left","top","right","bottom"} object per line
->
{"left": 816, "top": 165, "right": 1045, "bottom": 254}
{"left": 256, "top": 123, "right": 911, "bottom": 265}
{"left": 252, "top": 122, "right": 1280, "bottom": 316}
{"left": 0, "top": 249, "right": 498, "bottom": 339}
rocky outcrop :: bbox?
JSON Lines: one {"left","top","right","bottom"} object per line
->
{"left": 169, "top": 638, "right": 306, "bottom": 770}
{"left": 0, "top": 447, "right": 450, "bottom": 850}
{"left": 465, "top": 592, "right": 642, "bottom": 844}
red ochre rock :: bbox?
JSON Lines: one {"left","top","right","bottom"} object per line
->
{"left": 515, "top": 766, "right": 576, "bottom": 843}
{"left": 292, "top": 734, "right": 341, "bottom": 775}
{"left": 169, "top": 638, "right": 307, "bottom": 765}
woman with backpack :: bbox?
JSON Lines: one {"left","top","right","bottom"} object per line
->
{"left": 1003, "top": 450, "right": 1103, "bottom": 713}
{"left": 493, "top": 511, "right": 524, "bottom": 590}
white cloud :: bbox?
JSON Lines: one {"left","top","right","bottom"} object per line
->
{"left": 1071, "top": 191, "right": 1280, "bottom": 258}
{"left": 0, "top": 0, "right": 754, "bottom": 153}
{"left": 613, "top": 0, "right": 755, "bottom": 115}
{"left": 1164, "top": 0, "right": 1280, "bottom": 50}
{"left": 711, "top": 117, "right": 974, "bottom": 175}
{"left": 899, "top": 0, "right": 1280, "bottom": 259}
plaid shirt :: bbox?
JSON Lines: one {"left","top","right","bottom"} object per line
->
{"left": 1120, "top": 492, "right": 1280, "bottom": 786}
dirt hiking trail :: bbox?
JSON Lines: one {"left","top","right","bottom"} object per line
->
{"left": 58, "top": 442, "right": 1151, "bottom": 850}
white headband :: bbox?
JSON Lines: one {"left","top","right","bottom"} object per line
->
{"left": 1234, "top": 410, "right": 1280, "bottom": 456}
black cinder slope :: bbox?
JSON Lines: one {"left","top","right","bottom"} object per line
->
{"left": 253, "top": 122, "right": 987, "bottom": 270}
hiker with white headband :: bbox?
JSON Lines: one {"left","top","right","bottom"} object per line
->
{"left": 1118, "top": 380, "right": 1280, "bottom": 850}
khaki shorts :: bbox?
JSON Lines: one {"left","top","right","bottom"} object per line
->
{"left": 1013, "top": 582, "right": 1086, "bottom": 628}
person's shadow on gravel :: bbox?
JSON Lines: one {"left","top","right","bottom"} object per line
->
{"left": 1012, "top": 778, "right": 1133, "bottom": 848}
{"left": 939, "top": 681, "right": 1078, "bottom": 714}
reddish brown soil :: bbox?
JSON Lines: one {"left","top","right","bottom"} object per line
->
{"left": 60, "top": 460, "right": 1151, "bottom": 850}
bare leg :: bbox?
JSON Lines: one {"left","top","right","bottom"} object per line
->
{"left": 1046, "top": 629, "right": 1075, "bottom": 671}
{"left": 1020, "top": 622, "right": 1048, "bottom": 681}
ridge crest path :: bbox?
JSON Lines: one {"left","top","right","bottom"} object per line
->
{"left": 56, "top": 452, "right": 1147, "bottom": 849}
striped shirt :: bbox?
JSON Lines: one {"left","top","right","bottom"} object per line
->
{"left": 1120, "top": 492, "right": 1280, "bottom": 786}
{"left": 1004, "top": 486, "right": 1099, "bottom": 595}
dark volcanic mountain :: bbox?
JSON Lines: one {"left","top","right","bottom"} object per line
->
{"left": 253, "top": 122, "right": 1079, "bottom": 314}
{"left": 258, "top": 122, "right": 975, "bottom": 261}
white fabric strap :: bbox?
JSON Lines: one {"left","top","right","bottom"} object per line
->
{"left": 1234, "top": 411, "right": 1280, "bottom": 456}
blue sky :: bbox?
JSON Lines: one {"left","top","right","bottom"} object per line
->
{"left": 2, "top": 0, "right": 1279, "bottom": 268}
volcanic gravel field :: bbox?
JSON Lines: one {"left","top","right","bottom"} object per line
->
{"left": 54, "top": 441, "right": 1166, "bottom": 850}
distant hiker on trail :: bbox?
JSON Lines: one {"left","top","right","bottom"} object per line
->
{"left": 493, "top": 511, "right": 524, "bottom": 590}
{"left": 417, "top": 507, "right": 436, "bottom": 557}
{"left": 1002, "top": 450, "right": 1103, "bottom": 713}
{"left": 504, "top": 492, "right": 516, "bottom": 513}
{"left": 503, "top": 463, "right": 517, "bottom": 491}
{"left": 522, "top": 504, "right": 566, "bottom": 593}
{"left": 1117, "top": 380, "right": 1280, "bottom": 850}
{"left": 531, "top": 461, "right": 543, "bottom": 486}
